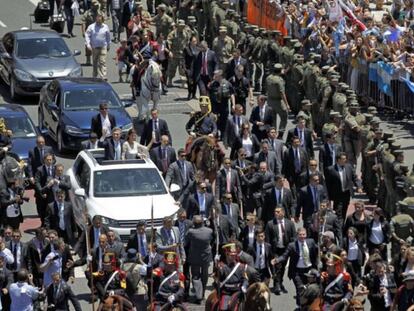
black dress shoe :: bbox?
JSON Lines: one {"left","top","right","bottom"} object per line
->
{"left": 70, "top": 33, "right": 76, "bottom": 38}
{"left": 281, "top": 285, "right": 288, "bottom": 293}
{"left": 273, "top": 289, "right": 281, "bottom": 295}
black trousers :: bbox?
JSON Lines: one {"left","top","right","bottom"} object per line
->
{"left": 198, "top": 75, "right": 211, "bottom": 96}
{"left": 273, "top": 247, "right": 286, "bottom": 287}
{"left": 333, "top": 191, "right": 351, "bottom": 222}
{"left": 49, "top": 0, "right": 60, "bottom": 16}
{"left": 293, "top": 267, "right": 311, "bottom": 307}
{"left": 36, "top": 198, "right": 48, "bottom": 226}
{"left": 190, "top": 263, "right": 209, "bottom": 300}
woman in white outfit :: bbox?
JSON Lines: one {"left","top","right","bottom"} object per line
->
{"left": 122, "top": 129, "right": 152, "bottom": 159}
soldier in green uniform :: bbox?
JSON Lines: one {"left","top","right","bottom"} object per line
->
{"left": 81, "top": 1, "right": 101, "bottom": 66}
{"left": 185, "top": 16, "right": 199, "bottom": 40}
{"left": 315, "top": 66, "right": 332, "bottom": 134}
{"left": 260, "top": 30, "right": 271, "bottom": 95}
{"left": 251, "top": 28, "right": 264, "bottom": 92}
{"left": 243, "top": 26, "right": 257, "bottom": 81}
{"left": 266, "top": 64, "right": 290, "bottom": 139}
{"left": 388, "top": 150, "right": 406, "bottom": 217}
{"left": 153, "top": 4, "right": 174, "bottom": 38}
{"left": 322, "top": 112, "right": 340, "bottom": 142}
{"left": 212, "top": 26, "right": 235, "bottom": 74}
{"left": 343, "top": 102, "right": 363, "bottom": 167}
{"left": 390, "top": 211, "right": 414, "bottom": 254}
{"left": 167, "top": 20, "right": 190, "bottom": 88}
{"left": 224, "top": 10, "right": 239, "bottom": 42}
{"left": 380, "top": 141, "right": 399, "bottom": 215}
{"left": 363, "top": 128, "right": 383, "bottom": 203}
{"left": 332, "top": 83, "right": 348, "bottom": 116}
{"left": 297, "top": 99, "right": 314, "bottom": 132}
{"left": 289, "top": 54, "right": 304, "bottom": 114}
{"left": 303, "top": 54, "right": 320, "bottom": 105}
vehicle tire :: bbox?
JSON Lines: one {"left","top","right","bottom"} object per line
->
{"left": 57, "top": 127, "right": 66, "bottom": 154}
{"left": 9, "top": 76, "right": 18, "bottom": 101}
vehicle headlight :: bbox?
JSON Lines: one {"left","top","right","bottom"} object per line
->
{"left": 122, "top": 123, "right": 133, "bottom": 132}
{"left": 69, "top": 66, "right": 82, "bottom": 77}
{"left": 65, "top": 125, "right": 84, "bottom": 135}
{"left": 13, "top": 69, "right": 36, "bottom": 82}
{"left": 100, "top": 215, "right": 119, "bottom": 227}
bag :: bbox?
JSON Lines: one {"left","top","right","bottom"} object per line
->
{"left": 50, "top": 14, "right": 65, "bottom": 33}
{"left": 34, "top": 0, "right": 50, "bottom": 23}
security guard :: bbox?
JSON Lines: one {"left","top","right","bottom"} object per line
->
{"left": 343, "top": 102, "right": 362, "bottom": 167}
{"left": 185, "top": 96, "right": 218, "bottom": 137}
{"left": 167, "top": 19, "right": 190, "bottom": 88}
{"left": 152, "top": 252, "right": 185, "bottom": 310}
{"left": 81, "top": 1, "right": 101, "bottom": 65}
{"left": 266, "top": 63, "right": 290, "bottom": 139}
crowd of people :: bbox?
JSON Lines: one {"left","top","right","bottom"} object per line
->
{"left": 4, "top": 0, "right": 414, "bottom": 310}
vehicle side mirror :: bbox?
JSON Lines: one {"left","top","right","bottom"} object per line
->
{"left": 0, "top": 52, "right": 11, "bottom": 59}
{"left": 48, "top": 102, "right": 59, "bottom": 110}
{"left": 170, "top": 183, "right": 180, "bottom": 193}
{"left": 75, "top": 188, "right": 86, "bottom": 198}
{"left": 121, "top": 99, "right": 133, "bottom": 108}
{"left": 73, "top": 49, "right": 81, "bottom": 56}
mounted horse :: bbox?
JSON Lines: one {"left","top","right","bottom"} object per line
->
{"left": 205, "top": 282, "right": 271, "bottom": 311}
{"left": 136, "top": 58, "right": 162, "bottom": 121}
{"left": 186, "top": 135, "right": 224, "bottom": 184}
{"left": 97, "top": 294, "right": 135, "bottom": 311}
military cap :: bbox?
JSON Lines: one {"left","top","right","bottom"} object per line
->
{"left": 259, "top": 27, "right": 266, "bottom": 33}
{"left": 177, "top": 19, "right": 185, "bottom": 27}
{"left": 290, "top": 39, "right": 299, "bottom": 44}
{"left": 312, "top": 54, "right": 321, "bottom": 60}
{"left": 226, "top": 9, "right": 235, "bottom": 16}
{"left": 386, "top": 137, "right": 396, "bottom": 144}
{"left": 330, "top": 78, "right": 339, "bottom": 83}
{"left": 164, "top": 251, "right": 178, "bottom": 264}
{"left": 244, "top": 25, "right": 252, "bottom": 30}
{"left": 222, "top": 0, "right": 230, "bottom": 5}
{"left": 392, "top": 149, "right": 404, "bottom": 156}
{"left": 338, "top": 82, "right": 347, "bottom": 88}
{"left": 371, "top": 117, "right": 381, "bottom": 124}
{"left": 301, "top": 99, "right": 312, "bottom": 106}
{"left": 330, "top": 111, "right": 340, "bottom": 117}
{"left": 242, "top": 17, "right": 247, "bottom": 23}
{"left": 390, "top": 142, "right": 402, "bottom": 150}
{"left": 219, "top": 26, "right": 227, "bottom": 32}
{"left": 252, "top": 26, "right": 259, "bottom": 32}
{"left": 157, "top": 3, "right": 167, "bottom": 10}
{"left": 187, "top": 15, "right": 196, "bottom": 21}
{"left": 363, "top": 113, "right": 373, "bottom": 119}
{"left": 273, "top": 63, "right": 283, "bottom": 71}
{"left": 284, "top": 35, "right": 292, "bottom": 41}
{"left": 321, "top": 66, "right": 330, "bottom": 74}
{"left": 345, "top": 89, "right": 355, "bottom": 95}
{"left": 368, "top": 106, "right": 378, "bottom": 113}
{"left": 297, "top": 111, "right": 309, "bottom": 120}
{"left": 293, "top": 42, "right": 302, "bottom": 49}
{"left": 222, "top": 243, "right": 237, "bottom": 254}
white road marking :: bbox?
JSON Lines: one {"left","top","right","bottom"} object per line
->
{"left": 0, "top": 20, "right": 6, "bottom": 28}
{"left": 28, "top": 0, "right": 38, "bottom": 6}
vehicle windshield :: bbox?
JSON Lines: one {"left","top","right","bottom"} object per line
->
{"left": 2, "top": 116, "right": 36, "bottom": 138}
{"left": 93, "top": 168, "right": 167, "bottom": 197}
{"left": 16, "top": 37, "right": 71, "bottom": 59}
{"left": 63, "top": 88, "right": 122, "bottom": 110}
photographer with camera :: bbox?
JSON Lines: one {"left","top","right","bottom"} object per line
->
{"left": 0, "top": 178, "right": 29, "bottom": 230}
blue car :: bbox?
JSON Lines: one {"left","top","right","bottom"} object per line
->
{"left": 38, "top": 77, "right": 133, "bottom": 153}
{"left": 0, "top": 104, "right": 40, "bottom": 162}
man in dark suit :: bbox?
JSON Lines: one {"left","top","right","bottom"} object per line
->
{"left": 44, "top": 190, "right": 77, "bottom": 245}
{"left": 247, "top": 228, "right": 275, "bottom": 283}
{"left": 226, "top": 49, "right": 250, "bottom": 80}
{"left": 286, "top": 116, "right": 314, "bottom": 159}
{"left": 126, "top": 220, "right": 152, "bottom": 257}
{"left": 51, "top": 163, "right": 71, "bottom": 199}
{"left": 319, "top": 132, "right": 343, "bottom": 174}
{"left": 140, "top": 108, "right": 172, "bottom": 149}
{"left": 215, "top": 158, "right": 242, "bottom": 202}
{"left": 106, "top": 229, "right": 125, "bottom": 259}
{"left": 185, "top": 215, "right": 213, "bottom": 304}
{"left": 276, "top": 228, "right": 318, "bottom": 308}
{"left": 187, "top": 182, "right": 215, "bottom": 220}
{"left": 209, "top": 206, "right": 236, "bottom": 258}
{"left": 266, "top": 127, "right": 285, "bottom": 173}
{"left": 325, "top": 152, "right": 362, "bottom": 221}
{"left": 46, "top": 272, "right": 81, "bottom": 311}
{"left": 249, "top": 95, "right": 274, "bottom": 141}
{"left": 220, "top": 193, "right": 242, "bottom": 238}
{"left": 282, "top": 136, "right": 308, "bottom": 196}
{"left": 121, "top": 0, "right": 137, "bottom": 36}
{"left": 0, "top": 255, "right": 13, "bottom": 309}
{"left": 165, "top": 148, "right": 194, "bottom": 202}
{"left": 90, "top": 102, "right": 116, "bottom": 140}
{"left": 310, "top": 200, "right": 342, "bottom": 243}
{"left": 149, "top": 135, "right": 177, "bottom": 177}
{"left": 28, "top": 135, "right": 54, "bottom": 180}
{"left": 34, "top": 153, "right": 57, "bottom": 226}
{"left": 6, "top": 229, "right": 28, "bottom": 278}
{"left": 296, "top": 173, "right": 328, "bottom": 233}
{"left": 81, "top": 132, "right": 99, "bottom": 150}
{"left": 99, "top": 127, "right": 124, "bottom": 160}
{"left": 263, "top": 175, "right": 296, "bottom": 221}
{"left": 26, "top": 227, "right": 48, "bottom": 287}
{"left": 265, "top": 207, "right": 296, "bottom": 294}
{"left": 194, "top": 41, "right": 218, "bottom": 95}
{"left": 223, "top": 104, "right": 248, "bottom": 150}
{"left": 298, "top": 158, "right": 326, "bottom": 189}
{"left": 254, "top": 140, "right": 280, "bottom": 176}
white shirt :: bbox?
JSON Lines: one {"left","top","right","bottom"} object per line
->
{"left": 0, "top": 248, "right": 14, "bottom": 265}
{"left": 242, "top": 136, "right": 253, "bottom": 157}
{"left": 380, "top": 275, "right": 392, "bottom": 307}
{"left": 369, "top": 220, "right": 384, "bottom": 245}
{"left": 248, "top": 226, "right": 255, "bottom": 248}
{"left": 338, "top": 166, "right": 346, "bottom": 192}
{"left": 100, "top": 114, "right": 111, "bottom": 139}
{"left": 347, "top": 238, "right": 359, "bottom": 261}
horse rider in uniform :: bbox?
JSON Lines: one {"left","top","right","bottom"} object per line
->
{"left": 214, "top": 243, "right": 249, "bottom": 311}
{"left": 185, "top": 96, "right": 217, "bottom": 137}
{"left": 320, "top": 254, "right": 353, "bottom": 310}
{"left": 266, "top": 63, "right": 290, "bottom": 139}
{"left": 152, "top": 251, "right": 185, "bottom": 310}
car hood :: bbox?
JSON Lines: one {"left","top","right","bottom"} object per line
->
{"left": 62, "top": 109, "right": 132, "bottom": 130}
{"left": 15, "top": 57, "right": 79, "bottom": 78}
{"left": 10, "top": 137, "right": 37, "bottom": 161}
{"left": 89, "top": 194, "right": 179, "bottom": 220}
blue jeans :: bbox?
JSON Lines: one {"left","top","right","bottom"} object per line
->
{"left": 63, "top": 6, "right": 74, "bottom": 34}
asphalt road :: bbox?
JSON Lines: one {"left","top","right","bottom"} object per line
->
{"left": 1, "top": 1, "right": 414, "bottom": 310}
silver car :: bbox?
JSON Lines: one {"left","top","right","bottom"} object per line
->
{"left": 0, "top": 29, "right": 82, "bottom": 100}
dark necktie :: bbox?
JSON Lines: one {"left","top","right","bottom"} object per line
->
{"left": 54, "top": 284, "right": 59, "bottom": 301}
{"left": 277, "top": 190, "right": 282, "bottom": 205}
{"left": 11, "top": 244, "right": 17, "bottom": 271}
{"left": 167, "top": 229, "right": 174, "bottom": 245}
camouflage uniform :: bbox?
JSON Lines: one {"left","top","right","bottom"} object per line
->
{"left": 167, "top": 22, "right": 190, "bottom": 85}
{"left": 212, "top": 28, "right": 235, "bottom": 72}
{"left": 343, "top": 104, "right": 363, "bottom": 167}
{"left": 153, "top": 10, "right": 174, "bottom": 37}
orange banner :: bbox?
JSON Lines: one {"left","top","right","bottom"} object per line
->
{"left": 247, "top": 0, "right": 287, "bottom": 35}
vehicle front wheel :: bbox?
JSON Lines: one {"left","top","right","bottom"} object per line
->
{"left": 57, "top": 127, "right": 66, "bottom": 154}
